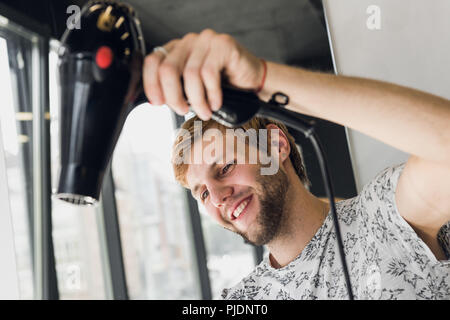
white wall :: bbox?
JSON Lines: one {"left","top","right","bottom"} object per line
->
{"left": 0, "top": 120, "right": 20, "bottom": 299}
{"left": 324, "top": 0, "right": 450, "bottom": 191}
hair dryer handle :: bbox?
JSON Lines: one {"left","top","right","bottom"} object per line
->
{"left": 133, "top": 83, "right": 261, "bottom": 127}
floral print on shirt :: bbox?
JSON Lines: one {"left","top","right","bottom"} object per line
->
{"left": 221, "top": 163, "right": 450, "bottom": 300}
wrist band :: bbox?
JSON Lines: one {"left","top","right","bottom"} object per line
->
{"left": 255, "top": 58, "right": 267, "bottom": 94}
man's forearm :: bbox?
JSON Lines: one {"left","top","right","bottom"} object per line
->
{"left": 259, "top": 61, "right": 450, "bottom": 164}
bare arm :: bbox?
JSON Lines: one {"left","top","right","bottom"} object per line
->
{"left": 258, "top": 62, "right": 450, "bottom": 259}
{"left": 259, "top": 61, "right": 450, "bottom": 165}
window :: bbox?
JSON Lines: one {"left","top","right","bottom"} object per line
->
{"left": 111, "top": 105, "right": 200, "bottom": 299}
{"left": 1, "top": 12, "right": 259, "bottom": 300}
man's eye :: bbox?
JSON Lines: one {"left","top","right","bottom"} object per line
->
{"left": 201, "top": 189, "right": 209, "bottom": 201}
{"left": 221, "top": 161, "right": 235, "bottom": 175}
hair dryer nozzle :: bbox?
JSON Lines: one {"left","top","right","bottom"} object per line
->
{"left": 55, "top": 194, "right": 97, "bottom": 206}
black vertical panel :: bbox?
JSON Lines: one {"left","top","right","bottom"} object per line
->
{"left": 39, "top": 38, "right": 59, "bottom": 300}
{"left": 308, "top": 0, "right": 327, "bottom": 29}
{"left": 101, "top": 168, "right": 129, "bottom": 300}
{"left": 289, "top": 115, "right": 357, "bottom": 199}
{"left": 184, "top": 190, "right": 213, "bottom": 300}
{"left": 286, "top": 40, "right": 357, "bottom": 199}
{"left": 253, "top": 245, "right": 264, "bottom": 265}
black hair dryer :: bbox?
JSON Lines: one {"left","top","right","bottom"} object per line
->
{"left": 55, "top": 0, "right": 261, "bottom": 205}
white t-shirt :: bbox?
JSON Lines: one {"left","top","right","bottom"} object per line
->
{"left": 221, "top": 163, "right": 450, "bottom": 300}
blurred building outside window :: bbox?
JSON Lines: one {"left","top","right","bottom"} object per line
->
{"left": 112, "top": 105, "right": 201, "bottom": 299}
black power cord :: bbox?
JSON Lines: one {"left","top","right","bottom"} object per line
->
{"left": 259, "top": 92, "right": 354, "bottom": 300}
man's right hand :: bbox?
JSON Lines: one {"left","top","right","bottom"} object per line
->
{"left": 142, "top": 29, "right": 265, "bottom": 120}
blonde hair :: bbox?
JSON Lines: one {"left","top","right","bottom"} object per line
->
{"left": 171, "top": 115, "right": 310, "bottom": 188}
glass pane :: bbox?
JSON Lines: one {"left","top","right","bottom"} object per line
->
{"left": 198, "top": 204, "right": 256, "bottom": 299}
{"left": 49, "top": 41, "right": 107, "bottom": 299}
{"left": 0, "top": 24, "right": 35, "bottom": 299}
{"left": 112, "top": 105, "right": 200, "bottom": 299}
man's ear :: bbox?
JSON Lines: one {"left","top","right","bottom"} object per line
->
{"left": 265, "top": 123, "right": 290, "bottom": 162}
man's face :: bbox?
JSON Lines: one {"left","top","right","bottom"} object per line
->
{"left": 186, "top": 133, "right": 289, "bottom": 246}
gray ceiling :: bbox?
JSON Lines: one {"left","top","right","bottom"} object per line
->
{"left": 126, "top": 0, "right": 332, "bottom": 68}
{"left": 1, "top": 0, "right": 332, "bottom": 69}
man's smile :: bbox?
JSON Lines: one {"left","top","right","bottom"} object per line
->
{"left": 229, "top": 194, "right": 253, "bottom": 221}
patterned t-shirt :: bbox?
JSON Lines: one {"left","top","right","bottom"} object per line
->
{"left": 221, "top": 163, "right": 450, "bottom": 300}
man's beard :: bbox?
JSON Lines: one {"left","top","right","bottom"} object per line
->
{"left": 235, "top": 168, "right": 289, "bottom": 246}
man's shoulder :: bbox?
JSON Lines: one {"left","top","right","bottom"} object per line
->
{"left": 332, "top": 163, "right": 406, "bottom": 219}
{"left": 360, "top": 162, "right": 406, "bottom": 198}
{"left": 331, "top": 162, "right": 410, "bottom": 248}
{"left": 345, "top": 162, "right": 407, "bottom": 217}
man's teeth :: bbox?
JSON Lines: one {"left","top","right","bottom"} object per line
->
{"left": 233, "top": 199, "right": 250, "bottom": 218}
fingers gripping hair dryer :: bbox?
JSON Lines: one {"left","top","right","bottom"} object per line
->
{"left": 56, "top": 0, "right": 354, "bottom": 299}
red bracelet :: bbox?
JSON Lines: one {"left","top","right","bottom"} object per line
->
{"left": 255, "top": 58, "right": 267, "bottom": 94}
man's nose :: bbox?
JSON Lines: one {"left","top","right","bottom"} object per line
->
{"left": 208, "top": 183, "right": 233, "bottom": 208}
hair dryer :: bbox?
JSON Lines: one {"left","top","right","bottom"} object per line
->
{"left": 55, "top": 0, "right": 261, "bottom": 205}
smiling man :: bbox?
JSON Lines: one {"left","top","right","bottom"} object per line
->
{"left": 172, "top": 117, "right": 317, "bottom": 249}
{"left": 143, "top": 29, "right": 450, "bottom": 299}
